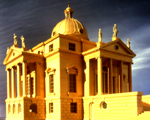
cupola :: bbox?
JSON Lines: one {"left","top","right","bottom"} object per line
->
{"left": 51, "top": 3, "right": 89, "bottom": 40}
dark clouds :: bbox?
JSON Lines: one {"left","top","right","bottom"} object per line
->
{"left": 0, "top": 0, "right": 150, "bottom": 117}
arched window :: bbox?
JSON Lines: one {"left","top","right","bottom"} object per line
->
{"left": 18, "top": 103, "right": 22, "bottom": 113}
{"left": 102, "top": 66, "right": 108, "bottom": 94}
{"left": 29, "top": 103, "right": 37, "bottom": 113}
{"left": 13, "top": 104, "right": 15, "bottom": 114}
{"left": 8, "top": 104, "right": 11, "bottom": 113}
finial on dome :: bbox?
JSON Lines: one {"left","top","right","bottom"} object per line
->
{"left": 64, "top": 2, "right": 74, "bottom": 18}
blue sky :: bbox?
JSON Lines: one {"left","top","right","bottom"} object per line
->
{"left": 0, "top": 0, "right": 150, "bottom": 117}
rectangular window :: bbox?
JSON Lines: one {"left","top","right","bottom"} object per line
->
{"left": 49, "top": 44, "right": 53, "bottom": 52}
{"left": 49, "top": 103, "right": 53, "bottom": 113}
{"left": 70, "top": 103, "right": 77, "bottom": 113}
{"left": 69, "top": 43, "right": 75, "bottom": 51}
{"left": 95, "top": 74, "right": 98, "bottom": 94}
{"left": 69, "top": 74, "right": 76, "bottom": 92}
{"left": 49, "top": 75, "right": 54, "bottom": 93}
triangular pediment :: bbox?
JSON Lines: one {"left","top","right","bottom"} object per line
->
{"left": 100, "top": 39, "right": 136, "bottom": 57}
{"left": 3, "top": 46, "right": 22, "bottom": 65}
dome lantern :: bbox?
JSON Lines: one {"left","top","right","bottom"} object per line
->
{"left": 64, "top": 2, "right": 74, "bottom": 18}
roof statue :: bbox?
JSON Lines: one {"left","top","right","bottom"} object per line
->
{"left": 127, "top": 38, "right": 130, "bottom": 48}
{"left": 20, "top": 35, "right": 26, "bottom": 49}
{"left": 13, "top": 34, "right": 18, "bottom": 47}
{"left": 98, "top": 28, "right": 102, "bottom": 42}
{"left": 112, "top": 24, "right": 119, "bottom": 41}
{"left": 6, "top": 47, "right": 9, "bottom": 54}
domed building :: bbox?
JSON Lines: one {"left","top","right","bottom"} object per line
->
{"left": 3, "top": 3, "right": 150, "bottom": 120}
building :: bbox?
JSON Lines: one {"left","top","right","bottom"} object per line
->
{"left": 3, "top": 3, "right": 150, "bottom": 120}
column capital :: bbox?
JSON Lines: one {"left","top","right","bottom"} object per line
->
{"left": 6, "top": 68, "right": 11, "bottom": 71}
{"left": 23, "top": 60, "right": 28, "bottom": 63}
{"left": 17, "top": 63, "right": 22, "bottom": 66}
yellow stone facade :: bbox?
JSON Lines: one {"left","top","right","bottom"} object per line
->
{"left": 3, "top": 4, "right": 150, "bottom": 120}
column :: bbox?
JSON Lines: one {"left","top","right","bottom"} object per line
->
{"left": 120, "top": 61, "right": 123, "bottom": 93}
{"left": 85, "top": 60, "right": 90, "bottom": 96}
{"left": 128, "top": 62, "right": 132, "bottom": 92}
{"left": 97, "top": 57, "right": 103, "bottom": 95}
{"left": 109, "top": 58, "right": 113, "bottom": 94}
{"left": 22, "top": 61, "right": 27, "bottom": 97}
{"left": 17, "top": 63, "right": 21, "bottom": 97}
{"left": 11, "top": 66, "right": 16, "bottom": 98}
{"left": 7, "top": 69, "right": 11, "bottom": 98}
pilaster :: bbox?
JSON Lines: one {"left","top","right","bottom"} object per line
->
{"left": 97, "top": 57, "right": 103, "bottom": 95}
{"left": 85, "top": 60, "right": 90, "bottom": 96}
{"left": 128, "top": 62, "right": 132, "bottom": 92}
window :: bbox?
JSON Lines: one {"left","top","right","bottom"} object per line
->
{"left": 95, "top": 74, "right": 98, "bottom": 95}
{"left": 8, "top": 104, "right": 11, "bottom": 113}
{"left": 13, "top": 104, "right": 15, "bottom": 114}
{"left": 70, "top": 103, "right": 77, "bottom": 113}
{"left": 29, "top": 104, "right": 37, "bottom": 113}
{"left": 102, "top": 67, "right": 108, "bottom": 93}
{"left": 69, "top": 74, "right": 76, "bottom": 92}
{"left": 49, "top": 75, "right": 54, "bottom": 93}
{"left": 18, "top": 103, "right": 22, "bottom": 113}
{"left": 49, "top": 44, "right": 53, "bottom": 52}
{"left": 69, "top": 43, "right": 75, "bottom": 51}
{"left": 49, "top": 103, "right": 53, "bottom": 113}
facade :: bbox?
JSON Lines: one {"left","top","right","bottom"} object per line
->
{"left": 3, "top": 4, "right": 150, "bottom": 120}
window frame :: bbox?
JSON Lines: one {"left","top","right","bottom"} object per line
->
{"left": 49, "top": 103, "right": 53, "bottom": 113}
{"left": 70, "top": 102, "right": 77, "bottom": 113}
{"left": 49, "top": 74, "right": 54, "bottom": 93}
{"left": 69, "top": 74, "right": 76, "bottom": 92}
{"left": 69, "top": 43, "right": 75, "bottom": 51}
{"left": 49, "top": 44, "right": 53, "bottom": 52}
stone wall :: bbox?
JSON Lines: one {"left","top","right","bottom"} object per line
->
{"left": 83, "top": 92, "right": 143, "bottom": 120}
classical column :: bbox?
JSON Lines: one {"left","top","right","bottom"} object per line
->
{"left": 7, "top": 69, "right": 11, "bottom": 98}
{"left": 109, "top": 58, "right": 113, "bottom": 94}
{"left": 17, "top": 63, "right": 21, "bottom": 97}
{"left": 120, "top": 61, "right": 123, "bottom": 93}
{"left": 128, "top": 62, "right": 132, "bottom": 92}
{"left": 97, "top": 57, "right": 103, "bottom": 95}
{"left": 22, "top": 61, "right": 27, "bottom": 97}
{"left": 11, "top": 66, "right": 16, "bottom": 98}
{"left": 85, "top": 60, "right": 90, "bottom": 96}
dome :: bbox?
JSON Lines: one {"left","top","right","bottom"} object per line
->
{"left": 51, "top": 3, "right": 89, "bottom": 40}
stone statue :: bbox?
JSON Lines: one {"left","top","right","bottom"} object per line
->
{"left": 112, "top": 24, "right": 118, "bottom": 38}
{"left": 6, "top": 47, "right": 9, "bottom": 54}
{"left": 20, "top": 35, "right": 26, "bottom": 48}
{"left": 13, "top": 34, "right": 18, "bottom": 46}
{"left": 127, "top": 38, "right": 130, "bottom": 48}
{"left": 98, "top": 28, "right": 102, "bottom": 42}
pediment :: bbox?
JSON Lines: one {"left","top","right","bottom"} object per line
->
{"left": 3, "top": 47, "right": 22, "bottom": 65}
{"left": 100, "top": 39, "right": 136, "bottom": 57}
